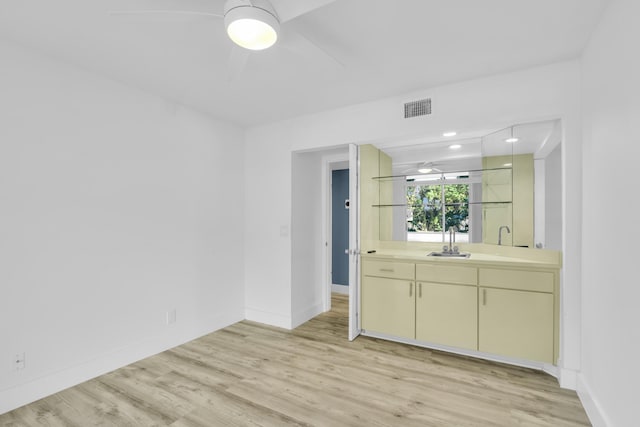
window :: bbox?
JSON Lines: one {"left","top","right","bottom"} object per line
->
{"left": 406, "top": 181, "right": 470, "bottom": 243}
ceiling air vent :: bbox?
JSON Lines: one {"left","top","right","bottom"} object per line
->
{"left": 404, "top": 98, "right": 432, "bottom": 119}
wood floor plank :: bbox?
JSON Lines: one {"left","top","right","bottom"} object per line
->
{"left": 0, "top": 293, "right": 591, "bottom": 426}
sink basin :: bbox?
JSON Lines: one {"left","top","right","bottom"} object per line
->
{"left": 428, "top": 251, "right": 471, "bottom": 258}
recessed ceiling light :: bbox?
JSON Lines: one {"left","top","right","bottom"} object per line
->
{"left": 418, "top": 168, "right": 433, "bottom": 174}
{"left": 503, "top": 163, "right": 512, "bottom": 167}
{"left": 449, "top": 144, "right": 462, "bottom": 150}
{"left": 443, "top": 131, "right": 457, "bottom": 137}
{"left": 505, "top": 137, "right": 519, "bottom": 143}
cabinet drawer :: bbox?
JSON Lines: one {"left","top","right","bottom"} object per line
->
{"left": 416, "top": 263, "right": 477, "bottom": 285}
{"left": 479, "top": 268, "right": 554, "bottom": 293}
{"left": 363, "top": 259, "right": 415, "bottom": 280}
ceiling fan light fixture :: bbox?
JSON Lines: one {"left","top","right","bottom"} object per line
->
{"left": 418, "top": 162, "right": 433, "bottom": 174}
{"left": 224, "top": 1, "right": 280, "bottom": 50}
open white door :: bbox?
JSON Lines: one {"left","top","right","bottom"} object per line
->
{"left": 348, "top": 144, "right": 361, "bottom": 340}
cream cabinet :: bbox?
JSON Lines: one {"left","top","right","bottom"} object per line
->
{"left": 415, "top": 264, "right": 478, "bottom": 350}
{"left": 478, "top": 267, "right": 556, "bottom": 364}
{"left": 361, "top": 257, "right": 558, "bottom": 366}
{"left": 362, "top": 261, "right": 479, "bottom": 350}
{"left": 361, "top": 276, "right": 415, "bottom": 338}
{"left": 361, "top": 260, "right": 415, "bottom": 338}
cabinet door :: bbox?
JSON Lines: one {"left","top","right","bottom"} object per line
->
{"left": 416, "top": 283, "right": 478, "bottom": 350}
{"left": 479, "top": 287, "right": 553, "bottom": 363}
{"left": 362, "top": 276, "right": 415, "bottom": 339}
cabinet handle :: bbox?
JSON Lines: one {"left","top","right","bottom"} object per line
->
{"left": 419, "top": 282, "right": 422, "bottom": 298}
{"left": 409, "top": 282, "right": 413, "bottom": 297}
{"left": 483, "top": 289, "right": 487, "bottom": 305}
{"left": 380, "top": 268, "right": 394, "bottom": 272}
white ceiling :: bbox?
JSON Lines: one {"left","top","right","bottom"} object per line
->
{"left": 0, "top": 0, "right": 608, "bottom": 127}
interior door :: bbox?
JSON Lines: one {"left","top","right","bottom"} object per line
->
{"left": 331, "top": 169, "right": 350, "bottom": 286}
{"left": 348, "top": 144, "right": 361, "bottom": 340}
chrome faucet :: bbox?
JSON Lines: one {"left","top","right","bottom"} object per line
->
{"left": 444, "top": 226, "right": 459, "bottom": 253}
{"left": 498, "top": 225, "right": 511, "bottom": 245}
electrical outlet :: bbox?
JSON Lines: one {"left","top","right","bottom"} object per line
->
{"left": 14, "top": 353, "right": 25, "bottom": 371}
{"left": 166, "top": 309, "right": 176, "bottom": 325}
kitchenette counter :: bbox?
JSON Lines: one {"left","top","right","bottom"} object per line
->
{"left": 361, "top": 242, "right": 562, "bottom": 268}
{"left": 359, "top": 241, "right": 562, "bottom": 368}
{"left": 362, "top": 248, "right": 561, "bottom": 269}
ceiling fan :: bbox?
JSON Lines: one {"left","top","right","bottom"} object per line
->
{"left": 108, "top": 0, "right": 341, "bottom": 79}
{"left": 398, "top": 162, "right": 444, "bottom": 175}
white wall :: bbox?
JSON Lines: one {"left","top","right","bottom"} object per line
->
{"left": 291, "top": 151, "right": 324, "bottom": 327}
{"left": 580, "top": 0, "right": 640, "bottom": 425}
{"left": 244, "top": 61, "right": 583, "bottom": 385}
{"left": 545, "top": 145, "right": 562, "bottom": 251}
{"left": 243, "top": 125, "right": 293, "bottom": 327}
{"left": 0, "top": 39, "right": 245, "bottom": 413}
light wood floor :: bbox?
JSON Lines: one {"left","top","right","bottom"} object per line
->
{"left": 1, "top": 294, "right": 590, "bottom": 426}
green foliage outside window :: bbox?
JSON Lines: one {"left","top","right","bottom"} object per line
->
{"left": 407, "top": 184, "right": 469, "bottom": 233}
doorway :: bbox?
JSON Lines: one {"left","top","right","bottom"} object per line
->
{"left": 317, "top": 147, "right": 359, "bottom": 340}
{"left": 322, "top": 155, "right": 349, "bottom": 313}
{"left": 331, "top": 169, "right": 349, "bottom": 293}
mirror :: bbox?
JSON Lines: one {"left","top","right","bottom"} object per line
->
{"left": 368, "top": 119, "right": 562, "bottom": 249}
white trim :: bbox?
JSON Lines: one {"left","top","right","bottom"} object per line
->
{"left": 558, "top": 366, "right": 578, "bottom": 390}
{"left": 291, "top": 301, "right": 325, "bottom": 329}
{"left": 348, "top": 144, "right": 361, "bottom": 341}
{"left": 331, "top": 284, "right": 349, "bottom": 294}
{"left": 0, "top": 311, "right": 242, "bottom": 415}
{"left": 361, "top": 330, "right": 558, "bottom": 375}
{"left": 244, "top": 307, "right": 292, "bottom": 329}
{"left": 577, "top": 374, "right": 610, "bottom": 427}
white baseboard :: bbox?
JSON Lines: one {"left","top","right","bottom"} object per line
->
{"left": 0, "top": 311, "right": 242, "bottom": 415}
{"left": 244, "top": 307, "right": 292, "bottom": 329}
{"left": 331, "top": 284, "right": 349, "bottom": 294}
{"left": 362, "top": 330, "right": 553, "bottom": 373}
{"left": 558, "top": 367, "right": 578, "bottom": 390}
{"left": 291, "top": 301, "right": 324, "bottom": 329}
{"left": 576, "top": 374, "right": 610, "bottom": 427}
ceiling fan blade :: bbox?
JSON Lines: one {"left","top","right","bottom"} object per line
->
{"left": 108, "top": 10, "right": 223, "bottom": 23}
{"left": 227, "top": 45, "right": 250, "bottom": 81}
{"left": 280, "top": 26, "right": 343, "bottom": 69}
{"left": 270, "top": 0, "right": 338, "bottom": 23}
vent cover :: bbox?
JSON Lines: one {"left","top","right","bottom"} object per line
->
{"left": 404, "top": 98, "right": 432, "bottom": 118}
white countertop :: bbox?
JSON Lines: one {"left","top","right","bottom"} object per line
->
{"left": 362, "top": 249, "right": 561, "bottom": 269}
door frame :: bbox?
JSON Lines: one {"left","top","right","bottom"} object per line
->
{"left": 347, "top": 143, "right": 361, "bottom": 340}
